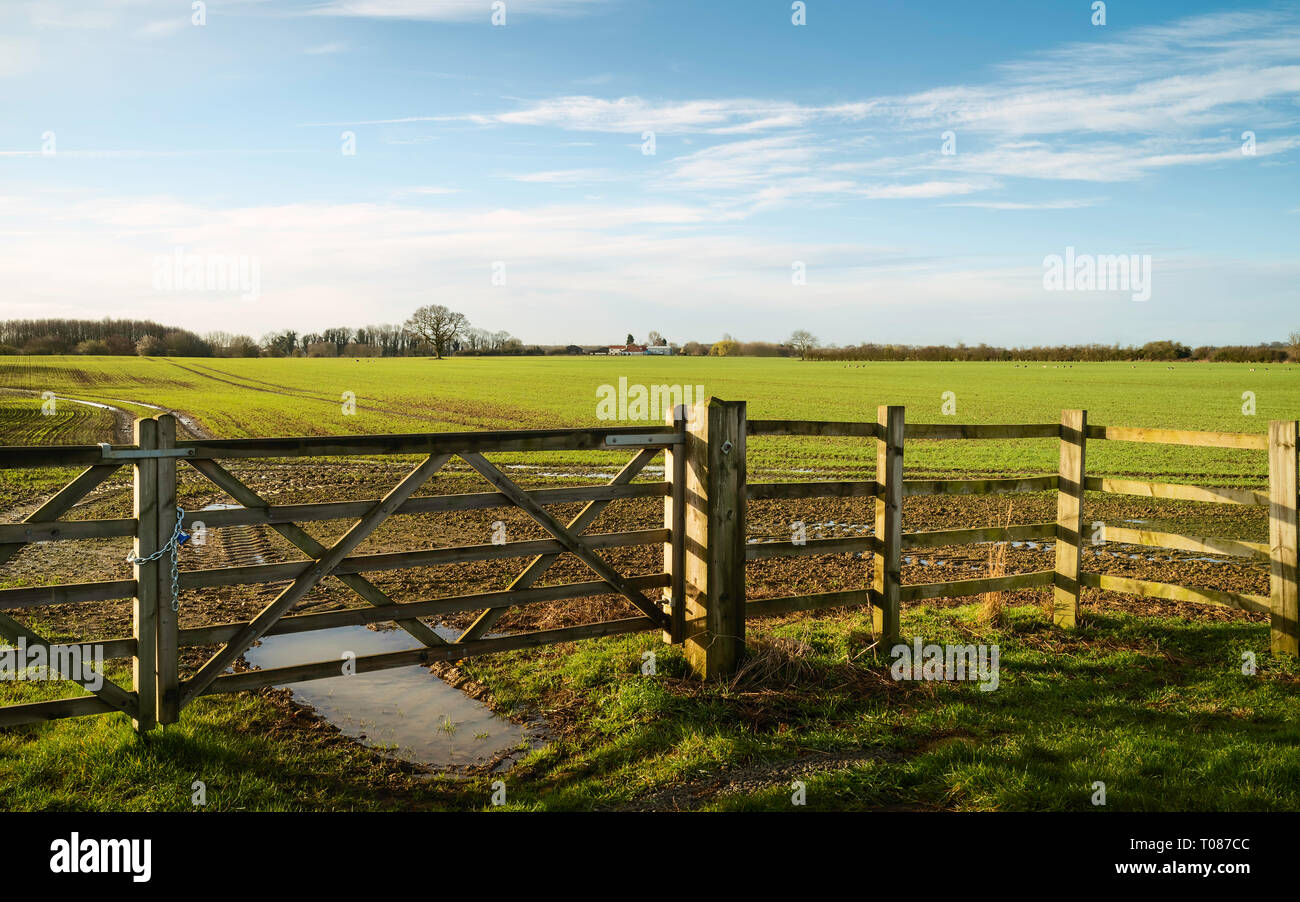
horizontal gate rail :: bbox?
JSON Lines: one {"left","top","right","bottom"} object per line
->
{"left": 177, "top": 528, "right": 670, "bottom": 589}
{"left": 0, "top": 579, "right": 138, "bottom": 611}
{"left": 181, "top": 482, "right": 669, "bottom": 530}
{"left": 0, "top": 695, "right": 122, "bottom": 728}
{"left": 177, "top": 426, "right": 680, "bottom": 460}
{"left": 0, "top": 518, "right": 136, "bottom": 544}
{"left": 202, "top": 615, "right": 659, "bottom": 696}
{"left": 178, "top": 573, "right": 671, "bottom": 647}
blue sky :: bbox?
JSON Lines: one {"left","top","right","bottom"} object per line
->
{"left": 2, "top": 0, "right": 1297, "bottom": 347}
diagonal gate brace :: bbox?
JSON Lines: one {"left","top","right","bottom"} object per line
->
{"left": 459, "top": 447, "right": 659, "bottom": 641}
{"left": 188, "top": 458, "right": 448, "bottom": 650}
{"left": 180, "top": 453, "right": 451, "bottom": 705}
{"left": 459, "top": 452, "right": 670, "bottom": 630}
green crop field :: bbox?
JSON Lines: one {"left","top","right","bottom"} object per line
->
{"left": 3, "top": 355, "right": 1298, "bottom": 813}
{"left": 2, "top": 355, "right": 1295, "bottom": 483}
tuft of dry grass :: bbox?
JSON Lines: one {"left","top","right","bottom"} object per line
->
{"left": 726, "top": 636, "right": 822, "bottom": 690}
{"left": 978, "top": 501, "right": 1014, "bottom": 627}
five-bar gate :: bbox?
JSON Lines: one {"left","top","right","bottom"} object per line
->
{"left": 0, "top": 398, "right": 1296, "bottom": 732}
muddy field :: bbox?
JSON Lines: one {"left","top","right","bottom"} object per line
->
{"left": 3, "top": 457, "right": 1271, "bottom": 681}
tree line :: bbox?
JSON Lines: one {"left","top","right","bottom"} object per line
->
{"left": 0, "top": 308, "right": 521, "bottom": 359}
{"left": 2, "top": 316, "right": 1297, "bottom": 363}
{"left": 804, "top": 339, "right": 1295, "bottom": 363}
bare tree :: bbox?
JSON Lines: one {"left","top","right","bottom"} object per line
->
{"left": 403, "top": 305, "right": 468, "bottom": 359}
{"left": 1289, "top": 330, "right": 1300, "bottom": 361}
{"left": 788, "top": 329, "right": 819, "bottom": 359}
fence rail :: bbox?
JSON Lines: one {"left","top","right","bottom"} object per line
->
{"left": 1, "top": 400, "right": 1296, "bottom": 730}
{"left": 735, "top": 404, "right": 1297, "bottom": 660}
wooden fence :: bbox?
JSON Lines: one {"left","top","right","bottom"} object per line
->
{"left": 0, "top": 399, "right": 1296, "bottom": 731}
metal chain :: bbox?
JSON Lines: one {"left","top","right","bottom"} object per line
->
{"left": 125, "top": 506, "right": 186, "bottom": 612}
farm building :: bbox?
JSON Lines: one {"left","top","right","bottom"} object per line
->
{"left": 607, "top": 344, "right": 673, "bottom": 355}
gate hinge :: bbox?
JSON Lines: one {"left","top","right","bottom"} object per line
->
{"left": 604, "top": 434, "right": 684, "bottom": 447}
{"left": 98, "top": 443, "right": 195, "bottom": 461}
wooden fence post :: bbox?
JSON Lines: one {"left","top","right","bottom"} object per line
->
{"left": 1268, "top": 419, "right": 1299, "bottom": 656}
{"left": 663, "top": 404, "right": 687, "bottom": 645}
{"left": 132, "top": 417, "right": 159, "bottom": 733}
{"left": 156, "top": 414, "right": 180, "bottom": 724}
{"left": 681, "top": 397, "right": 746, "bottom": 678}
{"left": 872, "top": 405, "right": 904, "bottom": 647}
{"left": 1053, "top": 409, "right": 1087, "bottom": 628}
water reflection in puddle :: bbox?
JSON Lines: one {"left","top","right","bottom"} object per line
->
{"left": 244, "top": 625, "right": 543, "bottom": 772}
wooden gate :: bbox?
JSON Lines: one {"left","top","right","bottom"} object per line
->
{"left": 0, "top": 412, "right": 700, "bottom": 731}
{"left": 2, "top": 398, "right": 1296, "bottom": 732}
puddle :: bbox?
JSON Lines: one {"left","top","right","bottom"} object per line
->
{"left": 58, "top": 397, "right": 118, "bottom": 411}
{"left": 243, "top": 624, "right": 543, "bottom": 771}
{"left": 503, "top": 463, "right": 666, "bottom": 479}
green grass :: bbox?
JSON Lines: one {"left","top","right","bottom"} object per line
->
{"left": 4, "top": 604, "right": 1296, "bottom": 811}
{"left": 2, "top": 355, "right": 1296, "bottom": 481}
{"left": 0, "top": 685, "right": 458, "bottom": 811}
{"left": 461, "top": 603, "right": 1300, "bottom": 811}
{"left": 2, "top": 355, "right": 1297, "bottom": 811}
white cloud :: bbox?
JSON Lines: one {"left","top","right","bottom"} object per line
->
{"left": 508, "top": 168, "right": 612, "bottom": 183}
{"left": 395, "top": 186, "right": 461, "bottom": 195}
{"left": 859, "top": 181, "right": 983, "bottom": 200}
{"left": 3, "top": 190, "right": 1294, "bottom": 345}
{"left": 0, "top": 37, "right": 38, "bottom": 76}
{"left": 943, "top": 199, "right": 1103, "bottom": 210}
{"left": 308, "top": 0, "right": 611, "bottom": 22}
{"left": 137, "top": 18, "right": 188, "bottom": 37}
{"left": 400, "top": 7, "right": 1300, "bottom": 196}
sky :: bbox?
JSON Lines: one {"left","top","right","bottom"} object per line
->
{"left": 1, "top": 0, "right": 1297, "bottom": 348}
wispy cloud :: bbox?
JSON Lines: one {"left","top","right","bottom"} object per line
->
{"left": 412, "top": 7, "right": 1300, "bottom": 199}
{"left": 508, "top": 168, "right": 614, "bottom": 183}
{"left": 0, "top": 37, "right": 37, "bottom": 77}
{"left": 308, "top": 0, "right": 612, "bottom": 22}
{"left": 943, "top": 199, "right": 1104, "bottom": 210}
{"left": 5, "top": 191, "right": 1292, "bottom": 345}
{"left": 393, "top": 185, "right": 461, "bottom": 196}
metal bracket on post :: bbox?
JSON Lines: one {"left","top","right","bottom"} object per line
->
{"left": 98, "top": 443, "right": 194, "bottom": 461}
{"left": 604, "top": 434, "right": 684, "bottom": 447}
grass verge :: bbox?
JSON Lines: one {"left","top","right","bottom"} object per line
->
{"left": 3, "top": 602, "right": 1298, "bottom": 811}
